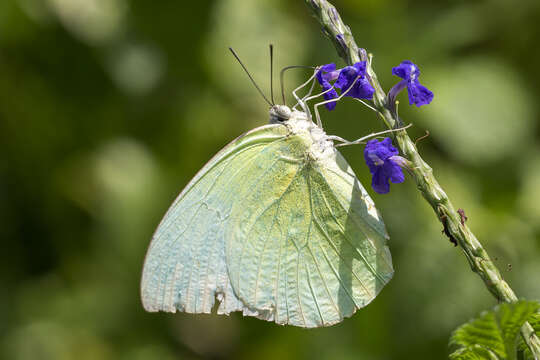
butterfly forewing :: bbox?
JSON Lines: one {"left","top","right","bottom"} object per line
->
{"left": 141, "top": 124, "right": 289, "bottom": 315}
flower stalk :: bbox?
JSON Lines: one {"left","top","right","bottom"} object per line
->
{"left": 305, "top": 0, "right": 540, "bottom": 356}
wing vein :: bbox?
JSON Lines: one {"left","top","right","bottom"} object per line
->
{"left": 296, "top": 250, "right": 307, "bottom": 327}
{"left": 307, "top": 173, "right": 343, "bottom": 319}
{"left": 253, "top": 200, "right": 281, "bottom": 305}
{"left": 320, "top": 167, "right": 393, "bottom": 271}
{"left": 318, "top": 183, "right": 388, "bottom": 286}
{"left": 274, "top": 212, "right": 285, "bottom": 323}
{"left": 304, "top": 250, "right": 325, "bottom": 326}
{"left": 311, "top": 215, "right": 371, "bottom": 300}
{"left": 235, "top": 163, "right": 303, "bottom": 301}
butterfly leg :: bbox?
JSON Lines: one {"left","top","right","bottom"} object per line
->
{"left": 297, "top": 76, "right": 317, "bottom": 107}
{"left": 310, "top": 76, "right": 360, "bottom": 128}
{"left": 291, "top": 69, "right": 318, "bottom": 118}
{"left": 332, "top": 124, "right": 413, "bottom": 147}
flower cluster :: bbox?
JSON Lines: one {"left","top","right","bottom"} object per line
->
{"left": 315, "top": 61, "right": 374, "bottom": 110}
{"left": 316, "top": 59, "right": 433, "bottom": 110}
{"left": 315, "top": 59, "right": 433, "bottom": 194}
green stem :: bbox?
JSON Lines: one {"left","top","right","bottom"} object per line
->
{"left": 305, "top": 0, "right": 540, "bottom": 356}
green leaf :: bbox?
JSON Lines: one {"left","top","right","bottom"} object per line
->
{"left": 518, "top": 313, "right": 540, "bottom": 360}
{"left": 449, "top": 300, "right": 540, "bottom": 360}
{"left": 450, "top": 347, "right": 499, "bottom": 360}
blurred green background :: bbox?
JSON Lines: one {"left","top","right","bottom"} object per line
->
{"left": 2, "top": 0, "right": 540, "bottom": 358}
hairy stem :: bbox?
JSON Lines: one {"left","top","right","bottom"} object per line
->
{"left": 305, "top": 0, "right": 540, "bottom": 356}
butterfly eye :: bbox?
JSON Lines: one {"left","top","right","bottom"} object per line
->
{"left": 276, "top": 112, "right": 288, "bottom": 122}
{"left": 269, "top": 104, "right": 291, "bottom": 123}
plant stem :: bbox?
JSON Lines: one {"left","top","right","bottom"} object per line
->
{"left": 305, "top": 0, "right": 540, "bottom": 356}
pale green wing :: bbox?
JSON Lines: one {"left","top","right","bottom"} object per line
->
{"left": 142, "top": 119, "right": 393, "bottom": 327}
{"left": 226, "top": 144, "right": 394, "bottom": 328}
{"left": 140, "top": 123, "right": 293, "bottom": 315}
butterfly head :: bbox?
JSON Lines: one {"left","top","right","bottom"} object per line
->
{"left": 269, "top": 104, "right": 292, "bottom": 124}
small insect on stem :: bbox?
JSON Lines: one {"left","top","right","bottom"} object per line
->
{"left": 439, "top": 213, "right": 458, "bottom": 247}
{"left": 458, "top": 208, "right": 468, "bottom": 226}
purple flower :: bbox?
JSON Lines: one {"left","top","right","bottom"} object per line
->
{"left": 315, "top": 61, "right": 375, "bottom": 111}
{"left": 316, "top": 63, "right": 340, "bottom": 110}
{"left": 364, "top": 137, "right": 405, "bottom": 194}
{"left": 389, "top": 60, "right": 433, "bottom": 107}
{"left": 334, "top": 61, "right": 374, "bottom": 100}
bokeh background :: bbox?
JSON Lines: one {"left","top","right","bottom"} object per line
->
{"left": 2, "top": 0, "right": 540, "bottom": 358}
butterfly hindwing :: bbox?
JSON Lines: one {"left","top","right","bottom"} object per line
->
{"left": 225, "top": 137, "right": 394, "bottom": 327}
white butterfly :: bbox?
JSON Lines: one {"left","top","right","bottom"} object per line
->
{"left": 141, "top": 50, "right": 394, "bottom": 328}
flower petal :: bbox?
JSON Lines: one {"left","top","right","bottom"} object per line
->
{"left": 372, "top": 168, "right": 390, "bottom": 194}
{"left": 364, "top": 137, "right": 404, "bottom": 194}
{"left": 392, "top": 60, "right": 418, "bottom": 80}
{"left": 388, "top": 162, "right": 405, "bottom": 183}
{"left": 321, "top": 63, "right": 336, "bottom": 72}
{"left": 382, "top": 137, "right": 399, "bottom": 156}
{"left": 391, "top": 60, "right": 432, "bottom": 107}
{"left": 335, "top": 66, "right": 357, "bottom": 90}
{"left": 322, "top": 84, "right": 338, "bottom": 110}
{"left": 364, "top": 139, "right": 381, "bottom": 173}
{"left": 316, "top": 63, "right": 337, "bottom": 86}
{"left": 407, "top": 80, "right": 434, "bottom": 107}
{"left": 353, "top": 61, "right": 367, "bottom": 75}
{"left": 316, "top": 70, "right": 326, "bottom": 86}
{"left": 349, "top": 77, "right": 374, "bottom": 100}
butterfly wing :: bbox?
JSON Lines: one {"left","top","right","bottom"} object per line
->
{"left": 226, "top": 145, "right": 394, "bottom": 328}
{"left": 142, "top": 120, "right": 393, "bottom": 328}
{"left": 140, "top": 124, "right": 291, "bottom": 316}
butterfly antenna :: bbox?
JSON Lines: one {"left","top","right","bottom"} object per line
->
{"left": 269, "top": 44, "right": 275, "bottom": 105}
{"left": 228, "top": 47, "right": 272, "bottom": 106}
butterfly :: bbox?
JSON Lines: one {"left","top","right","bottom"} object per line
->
{"left": 140, "top": 49, "right": 393, "bottom": 328}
